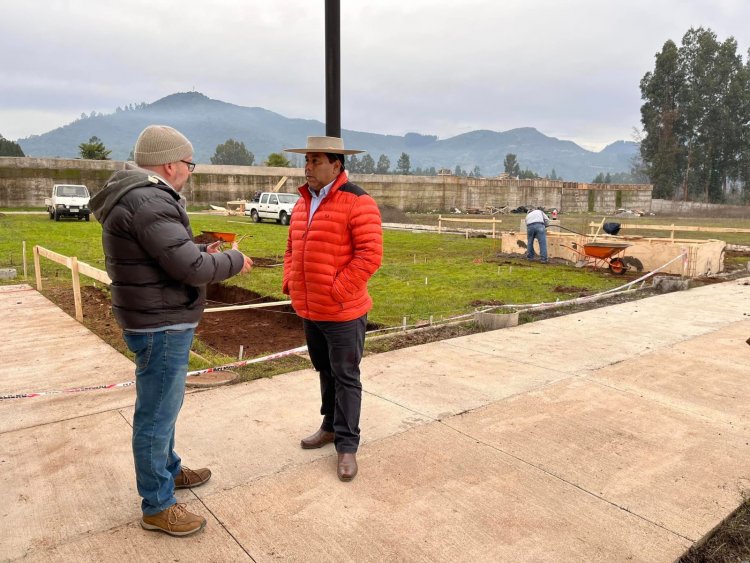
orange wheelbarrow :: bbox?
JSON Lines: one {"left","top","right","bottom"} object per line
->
{"left": 566, "top": 241, "right": 631, "bottom": 274}
{"left": 201, "top": 230, "right": 236, "bottom": 242}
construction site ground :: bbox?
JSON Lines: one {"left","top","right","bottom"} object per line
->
{"left": 1, "top": 279, "right": 749, "bottom": 562}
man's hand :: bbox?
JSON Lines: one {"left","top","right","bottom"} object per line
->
{"left": 209, "top": 241, "right": 252, "bottom": 273}
{"left": 239, "top": 253, "right": 254, "bottom": 274}
{"left": 206, "top": 241, "right": 223, "bottom": 254}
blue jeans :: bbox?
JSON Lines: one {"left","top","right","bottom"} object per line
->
{"left": 526, "top": 223, "right": 548, "bottom": 261}
{"left": 123, "top": 328, "right": 194, "bottom": 515}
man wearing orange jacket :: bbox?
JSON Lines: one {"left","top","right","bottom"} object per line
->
{"left": 283, "top": 136, "right": 383, "bottom": 481}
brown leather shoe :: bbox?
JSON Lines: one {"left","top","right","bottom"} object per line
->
{"left": 141, "top": 503, "right": 206, "bottom": 536}
{"left": 300, "top": 428, "right": 335, "bottom": 449}
{"left": 337, "top": 453, "right": 358, "bottom": 482}
{"left": 174, "top": 466, "right": 211, "bottom": 489}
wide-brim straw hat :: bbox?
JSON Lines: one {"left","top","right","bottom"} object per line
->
{"left": 284, "top": 136, "right": 364, "bottom": 155}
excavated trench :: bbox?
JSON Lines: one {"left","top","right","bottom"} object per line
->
{"left": 199, "top": 284, "right": 384, "bottom": 357}
{"left": 198, "top": 284, "right": 305, "bottom": 357}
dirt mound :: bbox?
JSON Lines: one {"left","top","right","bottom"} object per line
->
{"left": 469, "top": 299, "right": 505, "bottom": 306}
{"left": 379, "top": 205, "right": 410, "bottom": 223}
{"left": 553, "top": 286, "right": 590, "bottom": 295}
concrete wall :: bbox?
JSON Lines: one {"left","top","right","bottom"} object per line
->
{"left": 561, "top": 183, "right": 654, "bottom": 213}
{"left": 651, "top": 198, "right": 750, "bottom": 216}
{"left": 0, "top": 157, "right": 305, "bottom": 207}
{"left": 0, "top": 157, "right": 653, "bottom": 213}
{"left": 0, "top": 158, "right": 119, "bottom": 207}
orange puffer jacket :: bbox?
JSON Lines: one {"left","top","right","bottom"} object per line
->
{"left": 282, "top": 172, "right": 383, "bottom": 322}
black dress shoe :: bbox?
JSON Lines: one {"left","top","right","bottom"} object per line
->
{"left": 300, "top": 428, "right": 335, "bottom": 449}
{"left": 337, "top": 453, "right": 358, "bottom": 482}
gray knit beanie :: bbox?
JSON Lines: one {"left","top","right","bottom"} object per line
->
{"left": 134, "top": 125, "right": 193, "bottom": 166}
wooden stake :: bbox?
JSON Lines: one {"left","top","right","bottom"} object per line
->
{"left": 71, "top": 257, "right": 83, "bottom": 322}
{"left": 22, "top": 241, "right": 27, "bottom": 279}
{"left": 33, "top": 245, "right": 42, "bottom": 290}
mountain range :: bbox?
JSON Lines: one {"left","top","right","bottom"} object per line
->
{"left": 17, "top": 92, "right": 638, "bottom": 181}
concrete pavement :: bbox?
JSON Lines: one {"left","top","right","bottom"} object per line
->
{"left": 1, "top": 280, "right": 749, "bottom": 562}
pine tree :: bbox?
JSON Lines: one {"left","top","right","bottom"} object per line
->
{"left": 78, "top": 136, "right": 111, "bottom": 160}
{"left": 503, "top": 154, "right": 521, "bottom": 176}
{"left": 264, "top": 153, "right": 291, "bottom": 167}
{"left": 376, "top": 154, "right": 390, "bottom": 174}
{"left": 360, "top": 154, "right": 375, "bottom": 174}
{"left": 346, "top": 155, "right": 360, "bottom": 173}
{"left": 210, "top": 139, "right": 255, "bottom": 165}
{"left": 396, "top": 152, "right": 411, "bottom": 175}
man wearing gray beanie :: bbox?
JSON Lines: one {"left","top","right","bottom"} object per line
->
{"left": 90, "top": 125, "right": 253, "bottom": 537}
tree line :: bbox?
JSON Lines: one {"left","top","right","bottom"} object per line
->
{"left": 345, "top": 153, "right": 411, "bottom": 175}
{"left": 0, "top": 134, "right": 24, "bottom": 157}
{"left": 640, "top": 27, "right": 750, "bottom": 202}
{"left": 0, "top": 132, "right": 666, "bottom": 185}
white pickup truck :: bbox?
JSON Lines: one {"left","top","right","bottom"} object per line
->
{"left": 245, "top": 192, "right": 299, "bottom": 225}
{"left": 45, "top": 184, "right": 91, "bottom": 221}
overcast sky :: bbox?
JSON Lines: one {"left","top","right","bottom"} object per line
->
{"left": 1, "top": 0, "right": 748, "bottom": 151}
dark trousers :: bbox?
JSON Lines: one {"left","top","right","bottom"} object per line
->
{"left": 303, "top": 314, "right": 367, "bottom": 453}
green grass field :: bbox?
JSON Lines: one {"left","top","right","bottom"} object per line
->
{"left": 3, "top": 210, "right": 749, "bottom": 329}
{"left": 0, "top": 212, "right": 635, "bottom": 328}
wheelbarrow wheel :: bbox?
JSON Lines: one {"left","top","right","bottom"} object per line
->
{"left": 608, "top": 258, "right": 626, "bottom": 275}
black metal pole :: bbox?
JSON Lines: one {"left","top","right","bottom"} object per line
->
{"left": 325, "top": 0, "right": 340, "bottom": 138}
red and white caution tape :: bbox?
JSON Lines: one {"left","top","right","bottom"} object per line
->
{"left": 186, "top": 344, "right": 308, "bottom": 376}
{"left": 0, "top": 345, "right": 309, "bottom": 401}
{"left": 0, "top": 381, "right": 135, "bottom": 400}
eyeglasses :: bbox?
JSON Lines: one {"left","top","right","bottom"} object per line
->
{"left": 180, "top": 160, "right": 196, "bottom": 172}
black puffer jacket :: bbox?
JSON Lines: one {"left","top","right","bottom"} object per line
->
{"left": 90, "top": 166, "right": 244, "bottom": 330}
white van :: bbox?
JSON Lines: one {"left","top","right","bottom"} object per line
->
{"left": 45, "top": 184, "right": 91, "bottom": 221}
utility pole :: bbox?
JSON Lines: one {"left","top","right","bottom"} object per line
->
{"left": 325, "top": 0, "right": 340, "bottom": 137}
